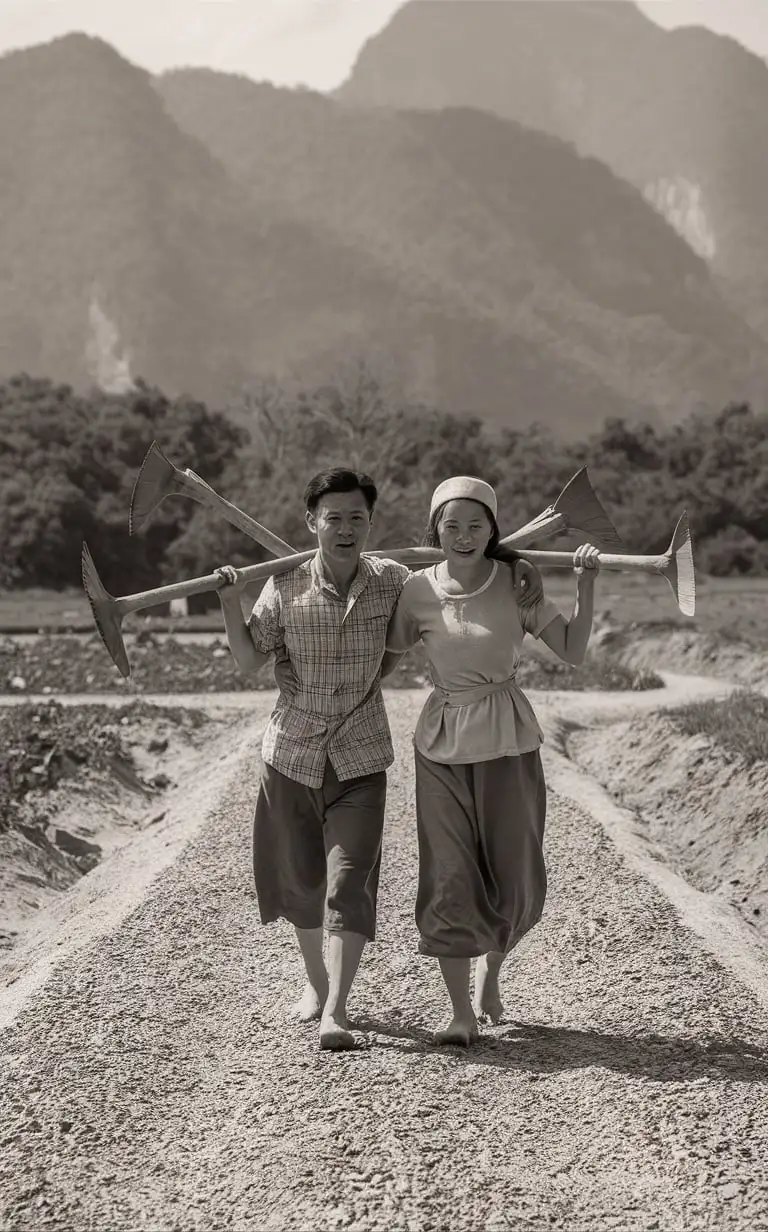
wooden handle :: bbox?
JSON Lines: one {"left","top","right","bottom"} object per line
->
{"left": 116, "top": 546, "right": 446, "bottom": 616}
{"left": 513, "top": 549, "right": 665, "bottom": 573}
{"left": 182, "top": 470, "right": 297, "bottom": 557}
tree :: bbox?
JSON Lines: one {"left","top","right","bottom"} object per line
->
{"left": 0, "top": 374, "right": 246, "bottom": 591}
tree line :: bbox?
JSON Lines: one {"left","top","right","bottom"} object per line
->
{"left": 1, "top": 368, "right": 766, "bottom": 596}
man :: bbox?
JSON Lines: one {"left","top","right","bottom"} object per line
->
{"left": 215, "top": 467, "right": 409, "bottom": 1051}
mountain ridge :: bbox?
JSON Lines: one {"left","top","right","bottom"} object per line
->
{"left": 338, "top": 0, "right": 768, "bottom": 340}
{"left": 0, "top": 33, "right": 408, "bottom": 403}
{"left": 0, "top": 30, "right": 764, "bottom": 438}
{"left": 157, "top": 64, "right": 765, "bottom": 428}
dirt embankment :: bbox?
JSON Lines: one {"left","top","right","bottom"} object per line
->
{"left": 1, "top": 631, "right": 662, "bottom": 696}
{"left": 567, "top": 713, "right": 768, "bottom": 943}
{"left": 0, "top": 701, "right": 232, "bottom": 954}
{"left": 600, "top": 622, "right": 768, "bottom": 692}
{"left": 555, "top": 617, "right": 768, "bottom": 942}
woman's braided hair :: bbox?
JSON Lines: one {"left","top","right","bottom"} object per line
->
{"left": 422, "top": 502, "right": 543, "bottom": 615}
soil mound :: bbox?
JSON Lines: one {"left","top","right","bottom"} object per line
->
{"left": 0, "top": 700, "right": 220, "bottom": 953}
{"left": 568, "top": 712, "right": 768, "bottom": 941}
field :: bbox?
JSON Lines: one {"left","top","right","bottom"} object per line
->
{"left": 2, "top": 573, "right": 768, "bottom": 646}
{"left": 0, "top": 631, "right": 662, "bottom": 695}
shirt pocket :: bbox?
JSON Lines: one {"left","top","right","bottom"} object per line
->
{"left": 274, "top": 703, "right": 328, "bottom": 742}
{"left": 357, "top": 597, "right": 396, "bottom": 624}
{"left": 351, "top": 601, "right": 394, "bottom": 650}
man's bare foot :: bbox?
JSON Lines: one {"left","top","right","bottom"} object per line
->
{"left": 473, "top": 955, "right": 504, "bottom": 1024}
{"left": 435, "top": 1014, "right": 479, "bottom": 1047}
{"left": 319, "top": 1011, "right": 356, "bottom": 1051}
{"left": 289, "top": 983, "right": 327, "bottom": 1023}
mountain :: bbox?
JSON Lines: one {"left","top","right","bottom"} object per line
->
{"left": 0, "top": 34, "right": 402, "bottom": 403}
{"left": 0, "top": 33, "right": 764, "bottom": 436}
{"left": 338, "top": 0, "right": 768, "bottom": 340}
{"left": 158, "top": 67, "right": 764, "bottom": 431}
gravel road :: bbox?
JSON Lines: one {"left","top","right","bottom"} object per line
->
{"left": 2, "top": 689, "right": 768, "bottom": 1232}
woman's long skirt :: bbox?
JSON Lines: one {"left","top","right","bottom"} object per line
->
{"left": 414, "top": 747, "right": 547, "bottom": 958}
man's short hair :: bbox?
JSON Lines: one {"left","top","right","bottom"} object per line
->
{"left": 304, "top": 467, "right": 378, "bottom": 514}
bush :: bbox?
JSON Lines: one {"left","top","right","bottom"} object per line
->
{"left": 698, "top": 526, "right": 768, "bottom": 577}
{"left": 0, "top": 374, "right": 246, "bottom": 593}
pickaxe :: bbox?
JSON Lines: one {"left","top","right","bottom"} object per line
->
{"left": 129, "top": 441, "right": 625, "bottom": 556}
{"left": 129, "top": 442, "right": 296, "bottom": 558}
{"left": 82, "top": 513, "right": 693, "bottom": 680}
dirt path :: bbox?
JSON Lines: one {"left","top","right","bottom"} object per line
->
{"left": 0, "top": 666, "right": 738, "bottom": 713}
{"left": 2, "top": 683, "right": 768, "bottom": 1231}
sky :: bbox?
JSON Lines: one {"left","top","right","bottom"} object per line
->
{"left": 0, "top": 0, "right": 766, "bottom": 91}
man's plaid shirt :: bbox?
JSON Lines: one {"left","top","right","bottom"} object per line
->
{"left": 248, "top": 552, "right": 410, "bottom": 788}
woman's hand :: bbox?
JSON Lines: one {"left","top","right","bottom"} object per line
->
{"left": 573, "top": 543, "right": 600, "bottom": 578}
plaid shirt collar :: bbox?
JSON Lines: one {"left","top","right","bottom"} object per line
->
{"left": 310, "top": 551, "right": 374, "bottom": 615}
{"left": 255, "top": 550, "right": 408, "bottom": 787}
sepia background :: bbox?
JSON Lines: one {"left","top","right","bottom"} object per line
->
{"left": 1, "top": 4, "right": 768, "bottom": 1230}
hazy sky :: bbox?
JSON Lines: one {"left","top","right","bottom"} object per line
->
{"left": 0, "top": 1, "right": 767, "bottom": 90}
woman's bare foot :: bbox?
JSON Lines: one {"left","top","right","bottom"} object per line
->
{"left": 473, "top": 954, "right": 505, "bottom": 1024}
{"left": 290, "top": 983, "right": 328, "bottom": 1023}
{"left": 435, "top": 1014, "right": 479, "bottom": 1047}
{"left": 319, "top": 1011, "right": 356, "bottom": 1051}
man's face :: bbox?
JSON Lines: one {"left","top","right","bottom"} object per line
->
{"left": 306, "top": 489, "right": 373, "bottom": 567}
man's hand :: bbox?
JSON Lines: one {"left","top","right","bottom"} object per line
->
{"left": 214, "top": 564, "right": 244, "bottom": 592}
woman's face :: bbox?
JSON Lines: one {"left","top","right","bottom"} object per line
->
{"left": 437, "top": 499, "right": 493, "bottom": 566}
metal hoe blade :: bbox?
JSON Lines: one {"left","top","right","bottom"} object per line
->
{"left": 130, "top": 440, "right": 295, "bottom": 556}
{"left": 129, "top": 441, "right": 194, "bottom": 535}
{"left": 553, "top": 467, "right": 624, "bottom": 550}
{"left": 81, "top": 542, "right": 131, "bottom": 679}
{"left": 663, "top": 512, "right": 696, "bottom": 617}
{"left": 507, "top": 467, "right": 623, "bottom": 551}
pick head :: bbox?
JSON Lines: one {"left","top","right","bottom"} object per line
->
{"left": 81, "top": 542, "right": 131, "bottom": 677}
{"left": 553, "top": 467, "right": 624, "bottom": 550}
{"left": 129, "top": 441, "right": 180, "bottom": 535}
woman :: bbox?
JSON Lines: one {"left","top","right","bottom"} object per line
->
{"left": 384, "top": 476, "right": 600, "bottom": 1045}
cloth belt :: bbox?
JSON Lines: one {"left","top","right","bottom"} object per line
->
{"left": 434, "top": 675, "right": 518, "bottom": 708}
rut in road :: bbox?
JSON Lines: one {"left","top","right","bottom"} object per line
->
{"left": 1, "top": 690, "right": 768, "bottom": 1232}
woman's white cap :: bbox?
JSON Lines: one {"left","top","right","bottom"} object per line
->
{"left": 429, "top": 476, "right": 498, "bottom": 520}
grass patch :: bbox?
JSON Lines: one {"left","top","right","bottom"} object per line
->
{"left": 667, "top": 690, "right": 768, "bottom": 766}
{"left": 516, "top": 657, "right": 663, "bottom": 693}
